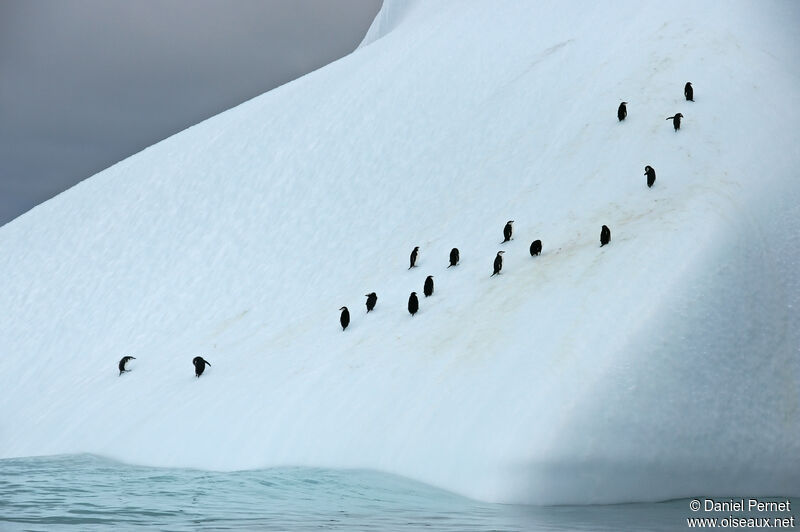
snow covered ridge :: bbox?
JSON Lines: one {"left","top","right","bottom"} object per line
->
{"left": 1, "top": 0, "right": 799, "bottom": 505}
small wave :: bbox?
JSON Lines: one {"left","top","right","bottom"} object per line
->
{"left": 0, "top": 454, "right": 694, "bottom": 531}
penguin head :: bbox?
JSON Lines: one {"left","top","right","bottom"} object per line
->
{"left": 507, "top": 220, "right": 514, "bottom": 224}
{"left": 686, "top": 82, "right": 692, "bottom": 86}
{"left": 497, "top": 250, "right": 505, "bottom": 255}
{"left": 413, "top": 246, "right": 419, "bottom": 251}
{"left": 365, "top": 293, "right": 375, "bottom": 298}
{"left": 676, "top": 113, "right": 683, "bottom": 118}
{"left": 426, "top": 275, "right": 433, "bottom": 280}
{"left": 340, "top": 306, "right": 348, "bottom": 311}
{"left": 621, "top": 101, "right": 627, "bottom": 105}
{"left": 644, "top": 165, "right": 652, "bottom": 173}
{"left": 411, "top": 291, "right": 417, "bottom": 295}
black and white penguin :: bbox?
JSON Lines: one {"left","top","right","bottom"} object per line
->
{"left": 503, "top": 221, "right": 514, "bottom": 242}
{"left": 118, "top": 355, "right": 135, "bottom": 376}
{"left": 408, "top": 292, "right": 419, "bottom": 316}
{"left": 684, "top": 82, "right": 694, "bottom": 101}
{"left": 618, "top": 101, "right": 628, "bottom": 121}
{"left": 423, "top": 275, "right": 434, "bottom": 297}
{"left": 666, "top": 113, "right": 683, "bottom": 131}
{"left": 409, "top": 246, "right": 419, "bottom": 269}
{"left": 530, "top": 240, "right": 542, "bottom": 256}
{"left": 365, "top": 293, "right": 377, "bottom": 313}
{"left": 193, "top": 356, "right": 211, "bottom": 378}
{"left": 644, "top": 165, "right": 656, "bottom": 188}
{"left": 448, "top": 247, "right": 459, "bottom": 268}
{"left": 339, "top": 306, "right": 350, "bottom": 330}
{"left": 491, "top": 251, "right": 505, "bottom": 276}
{"left": 600, "top": 225, "right": 611, "bottom": 247}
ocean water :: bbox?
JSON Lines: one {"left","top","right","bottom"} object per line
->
{"left": 0, "top": 455, "right": 721, "bottom": 531}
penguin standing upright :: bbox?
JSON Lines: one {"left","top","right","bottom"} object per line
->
{"left": 644, "top": 165, "right": 656, "bottom": 188}
{"left": 684, "top": 82, "right": 694, "bottom": 101}
{"left": 365, "top": 293, "right": 377, "bottom": 313}
{"left": 600, "top": 225, "right": 611, "bottom": 247}
{"left": 423, "top": 275, "right": 434, "bottom": 297}
{"left": 192, "top": 356, "right": 211, "bottom": 378}
{"left": 491, "top": 251, "right": 505, "bottom": 276}
{"left": 118, "top": 355, "right": 135, "bottom": 376}
{"left": 666, "top": 113, "right": 683, "bottom": 131}
{"left": 339, "top": 306, "right": 350, "bottom": 330}
{"left": 448, "top": 247, "right": 459, "bottom": 267}
{"left": 503, "top": 221, "right": 514, "bottom": 242}
{"left": 409, "top": 246, "right": 419, "bottom": 269}
{"left": 530, "top": 240, "right": 542, "bottom": 256}
{"left": 408, "top": 292, "right": 419, "bottom": 316}
{"left": 618, "top": 102, "right": 628, "bottom": 121}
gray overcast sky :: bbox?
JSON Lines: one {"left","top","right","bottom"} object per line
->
{"left": 0, "top": 0, "right": 381, "bottom": 226}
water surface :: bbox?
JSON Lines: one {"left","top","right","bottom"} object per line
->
{"left": 0, "top": 455, "right": 702, "bottom": 530}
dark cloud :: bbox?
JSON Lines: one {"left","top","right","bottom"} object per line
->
{"left": 0, "top": 0, "right": 381, "bottom": 225}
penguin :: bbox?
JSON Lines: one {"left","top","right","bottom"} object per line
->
{"left": 118, "top": 355, "right": 135, "bottom": 376}
{"left": 618, "top": 102, "right": 627, "bottom": 121}
{"left": 409, "top": 246, "right": 419, "bottom": 269}
{"left": 600, "top": 225, "right": 611, "bottom": 247}
{"left": 530, "top": 239, "right": 542, "bottom": 256}
{"left": 684, "top": 82, "right": 693, "bottom": 102}
{"left": 408, "top": 292, "right": 419, "bottom": 316}
{"left": 491, "top": 251, "right": 505, "bottom": 276}
{"left": 448, "top": 247, "right": 459, "bottom": 268}
{"left": 644, "top": 165, "right": 656, "bottom": 188}
{"left": 666, "top": 113, "right": 683, "bottom": 131}
{"left": 503, "top": 221, "right": 514, "bottom": 242}
{"left": 193, "top": 356, "right": 211, "bottom": 378}
{"left": 365, "top": 293, "right": 377, "bottom": 313}
{"left": 423, "top": 275, "right": 434, "bottom": 297}
{"left": 339, "top": 306, "right": 350, "bottom": 330}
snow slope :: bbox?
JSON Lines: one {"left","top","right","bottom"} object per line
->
{"left": 1, "top": 0, "right": 799, "bottom": 505}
